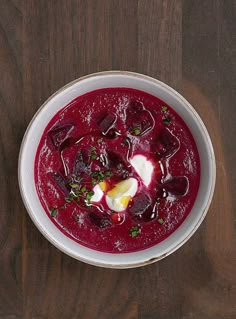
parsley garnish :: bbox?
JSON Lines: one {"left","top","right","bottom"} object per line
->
{"left": 81, "top": 186, "right": 87, "bottom": 193}
{"left": 92, "top": 178, "right": 97, "bottom": 185}
{"left": 91, "top": 171, "right": 98, "bottom": 177}
{"left": 90, "top": 146, "right": 97, "bottom": 160}
{"left": 97, "top": 138, "right": 103, "bottom": 143}
{"left": 158, "top": 218, "right": 164, "bottom": 224}
{"left": 97, "top": 171, "right": 105, "bottom": 182}
{"left": 131, "top": 127, "right": 141, "bottom": 136}
{"left": 163, "top": 117, "right": 171, "bottom": 125}
{"left": 121, "top": 138, "right": 129, "bottom": 147}
{"left": 90, "top": 153, "right": 97, "bottom": 160}
{"left": 161, "top": 106, "right": 167, "bottom": 112}
{"left": 90, "top": 170, "right": 112, "bottom": 185}
{"left": 69, "top": 183, "right": 79, "bottom": 189}
{"left": 105, "top": 170, "right": 112, "bottom": 177}
{"left": 130, "top": 225, "right": 140, "bottom": 237}
{"left": 86, "top": 190, "right": 94, "bottom": 202}
{"left": 50, "top": 207, "right": 58, "bottom": 217}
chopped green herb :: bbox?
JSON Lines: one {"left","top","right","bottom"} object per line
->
{"left": 74, "top": 176, "right": 83, "bottom": 183}
{"left": 163, "top": 117, "right": 171, "bottom": 125}
{"left": 97, "top": 138, "right": 103, "bottom": 143}
{"left": 91, "top": 146, "right": 96, "bottom": 151}
{"left": 105, "top": 170, "right": 112, "bottom": 177}
{"left": 158, "top": 218, "right": 164, "bottom": 225}
{"left": 131, "top": 127, "right": 141, "bottom": 136}
{"left": 91, "top": 171, "right": 99, "bottom": 177}
{"left": 81, "top": 186, "right": 87, "bottom": 193}
{"left": 50, "top": 207, "right": 58, "bottom": 217}
{"left": 161, "top": 106, "right": 167, "bottom": 112}
{"left": 124, "top": 138, "right": 129, "bottom": 144}
{"left": 122, "top": 138, "right": 130, "bottom": 147}
{"left": 90, "top": 153, "right": 97, "bottom": 160}
{"left": 70, "top": 191, "right": 78, "bottom": 198}
{"left": 86, "top": 190, "right": 94, "bottom": 202}
{"left": 92, "top": 179, "right": 97, "bottom": 185}
{"left": 130, "top": 225, "right": 140, "bottom": 238}
{"left": 60, "top": 205, "right": 66, "bottom": 210}
{"left": 98, "top": 172, "right": 105, "bottom": 182}
{"left": 69, "top": 183, "right": 79, "bottom": 189}
{"left": 65, "top": 197, "right": 72, "bottom": 203}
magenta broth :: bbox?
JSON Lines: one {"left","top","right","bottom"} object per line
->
{"left": 34, "top": 88, "right": 200, "bottom": 253}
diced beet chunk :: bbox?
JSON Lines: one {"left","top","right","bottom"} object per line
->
{"left": 138, "top": 110, "right": 154, "bottom": 133}
{"left": 136, "top": 209, "right": 157, "bottom": 222}
{"left": 161, "top": 176, "right": 189, "bottom": 197}
{"left": 126, "top": 101, "right": 144, "bottom": 116}
{"left": 104, "top": 128, "right": 119, "bottom": 139}
{"left": 48, "top": 124, "right": 74, "bottom": 150}
{"left": 107, "top": 151, "right": 131, "bottom": 179}
{"left": 129, "top": 193, "right": 152, "bottom": 215}
{"left": 59, "top": 137, "right": 75, "bottom": 151}
{"left": 49, "top": 172, "right": 70, "bottom": 196}
{"left": 88, "top": 212, "right": 112, "bottom": 229}
{"left": 98, "top": 113, "right": 117, "bottom": 134}
{"left": 155, "top": 128, "right": 180, "bottom": 159}
{"left": 73, "top": 150, "right": 90, "bottom": 176}
{"left": 128, "top": 193, "right": 156, "bottom": 222}
{"left": 126, "top": 101, "right": 154, "bottom": 135}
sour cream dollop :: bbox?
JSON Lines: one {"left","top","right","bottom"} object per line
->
{"left": 130, "top": 154, "right": 154, "bottom": 187}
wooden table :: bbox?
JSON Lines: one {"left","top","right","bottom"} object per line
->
{"left": 1, "top": 1, "right": 235, "bottom": 318}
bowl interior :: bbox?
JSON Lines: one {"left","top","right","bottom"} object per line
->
{"left": 19, "top": 71, "right": 215, "bottom": 268}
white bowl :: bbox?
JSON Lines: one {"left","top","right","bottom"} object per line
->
{"left": 18, "top": 71, "right": 216, "bottom": 268}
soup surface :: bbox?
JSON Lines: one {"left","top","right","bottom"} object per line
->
{"left": 35, "top": 88, "right": 200, "bottom": 253}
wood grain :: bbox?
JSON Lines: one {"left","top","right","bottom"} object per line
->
{"left": 0, "top": 1, "right": 235, "bottom": 318}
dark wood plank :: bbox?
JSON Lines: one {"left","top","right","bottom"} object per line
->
{"left": 138, "top": 0, "right": 182, "bottom": 90}
{"left": 0, "top": 0, "right": 23, "bottom": 317}
{"left": 136, "top": 1, "right": 183, "bottom": 318}
{"left": 22, "top": 1, "right": 139, "bottom": 318}
{"left": 182, "top": 1, "right": 236, "bottom": 318}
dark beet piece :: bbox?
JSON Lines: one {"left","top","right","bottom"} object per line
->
{"left": 48, "top": 124, "right": 74, "bottom": 150}
{"left": 98, "top": 113, "right": 117, "bottom": 134}
{"left": 126, "top": 101, "right": 154, "bottom": 135}
{"left": 49, "top": 172, "right": 70, "bottom": 196}
{"left": 107, "top": 151, "right": 130, "bottom": 179}
{"left": 88, "top": 212, "right": 112, "bottom": 229}
{"left": 126, "top": 101, "right": 144, "bottom": 116}
{"left": 104, "top": 128, "right": 120, "bottom": 139}
{"left": 155, "top": 128, "right": 180, "bottom": 159}
{"left": 129, "top": 193, "right": 156, "bottom": 222}
{"left": 162, "top": 176, "right": 189, "bottom": 197}
{"left": 59, "top": 137, "right": 75, "bottom": 151}
{"left": 73, "top": 150, "right": 90, "bottom": 176}
{"left": 136, "top": 209, "right": 157, "bottom": 222}
{"left": 138, "top": 110, "right": 154, "bottom": 133}
{"left": 129, "top": 193, "right": 152, "bottom": 215}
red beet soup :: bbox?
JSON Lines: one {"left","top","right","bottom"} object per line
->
{"left": 34, "top": 88, "right": 200, "bottom": 253}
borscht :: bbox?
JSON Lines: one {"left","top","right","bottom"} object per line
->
{"left": 34, "top": 88, "right": 200, "bottom": 253}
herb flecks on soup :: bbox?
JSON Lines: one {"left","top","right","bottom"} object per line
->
{"left": 35, "top": 88, "right": 200, "bottom": 253}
